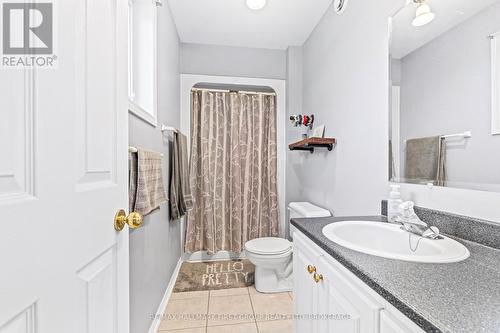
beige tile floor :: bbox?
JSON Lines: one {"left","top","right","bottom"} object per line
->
{"left": 157, "top": 286, "right": 293, "bottom": 333}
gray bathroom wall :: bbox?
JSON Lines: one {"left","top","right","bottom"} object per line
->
{"left": 285, "top": 46, "right": 305, "bottom": 234}
{"left": 286, "top": 46, "right": 304, "bottom": 204}
{"left": 180, "top": 43, "right": 287, "bottom": 79}
{"left": 391, "top": 59, "right": 401, "bottom": 86}
{"left": 399, "top": 3, "right": 500, "bottom": 190}
{"left": 293, "top": 0, "right": 401, "bottom": 216}
{"left": 128, "top": 3, "right": 181, "bottom": 333}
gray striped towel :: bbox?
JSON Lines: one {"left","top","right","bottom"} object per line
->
{"left": 129, "top": 149, "right": 167, "bottom": 216}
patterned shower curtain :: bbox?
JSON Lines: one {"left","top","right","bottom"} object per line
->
{"left": 184, "top": 90, "right": 279, "bottom": 254}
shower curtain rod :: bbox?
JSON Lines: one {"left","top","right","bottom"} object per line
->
{"left": 191, "top": 87, "right": 276, "bottom": 96}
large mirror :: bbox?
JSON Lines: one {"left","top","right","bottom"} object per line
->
{"left": 389, "top": 0, "right": 500, "bottom": 192}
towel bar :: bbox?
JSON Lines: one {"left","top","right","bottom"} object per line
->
{"left": 441, "top": 131, "right": 472, "bottom": 139}
{"left": 404, "top": 131, "right": 472, "bottom": 144}
{"left": 128, "top": 146, "right": 164, "bottom": 157}
{"left": 161, "top": 124, "right": 178, "bottom": 133}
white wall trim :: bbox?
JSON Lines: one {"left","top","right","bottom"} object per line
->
{"left": 147, "top": 258, "right": 182, "bottom": 333}
{"left": 180, "top": 74, "right": 287, "bottom": 258}
{"left": 182, "top": 250, "right": 246, "bottom": 263}
{"left": 128, "top": 101, "right": 157, "bottom": 127}
{"left": 128, "top": 0, "right": 158, "bottom": 127}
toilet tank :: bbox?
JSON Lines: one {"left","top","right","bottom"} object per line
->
{"left": 288, "top": 202, "right": 331, "bottom": 239}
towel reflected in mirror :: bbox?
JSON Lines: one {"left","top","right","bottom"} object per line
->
{"left": 404, "top": 136, "right": 446, "bottom": 186}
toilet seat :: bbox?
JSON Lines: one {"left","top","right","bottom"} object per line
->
{"left": 245, "top": 237, "right": 292, "bottom": 255}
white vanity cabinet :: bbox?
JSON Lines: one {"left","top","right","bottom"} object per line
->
{"left": 379, "top": 308, "right": 427, "bottom": 333}
{"left": 315, "top": 255, "right": 383, "bottom": 333}
{"left": 293, "top": 230, "right": 426, "bottom": 333}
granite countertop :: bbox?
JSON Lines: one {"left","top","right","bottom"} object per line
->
{"left": 291, "top": 216, "right": 500, "bottom": 333}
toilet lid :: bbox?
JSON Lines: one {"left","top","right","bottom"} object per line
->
{"left": 245, "top": 237, "right": 292, "bottom": 255}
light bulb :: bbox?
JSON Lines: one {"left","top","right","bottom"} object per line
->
{"left": 246, "top": 0, "right": 266, "bottom": 10}
{"left": 412, "top": 3, "right": 435, "bottom": 27}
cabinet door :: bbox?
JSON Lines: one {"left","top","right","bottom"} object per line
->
{"left": 380, "top": 310, "right": 425, "bottom": 333}
{"left": 316, "top": 256, "right": 382, "bottom": 333}
{"left": 294, "top": 232, "right": 320, "bottom": 333}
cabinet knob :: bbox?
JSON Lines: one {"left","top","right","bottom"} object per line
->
{"left": 313, "top": 273, "right": 323, "bottom": 283}
{"left": 307, "top": 265, "right": 316, "bottom": 274}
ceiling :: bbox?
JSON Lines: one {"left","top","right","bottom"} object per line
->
{"left": 168, "top": 0, "right": 333, "bottom": 50}
{"left": 391, "top": 0, "right": 499, "bottom": 59}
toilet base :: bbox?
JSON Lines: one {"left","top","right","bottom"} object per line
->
{"left": 254, "top": 266, "right": 293, "bottom": 293}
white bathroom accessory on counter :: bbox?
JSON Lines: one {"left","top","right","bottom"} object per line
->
{"left": 387, "top": 184, "right": 403, "bottom": 222}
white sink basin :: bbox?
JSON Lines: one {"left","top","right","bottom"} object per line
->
{"left": 322, "top": 221, "right": 470, "bottom": 263}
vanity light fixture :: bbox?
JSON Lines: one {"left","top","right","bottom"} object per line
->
{"left": 412, "top": 0, "right": 435, "bottom": 27}
{"left": 246, "top": 0, "right": 266, "bottom": 10}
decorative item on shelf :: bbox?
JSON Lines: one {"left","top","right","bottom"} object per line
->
{"left": 290, "top": 114, "right": 314, "bottom": 129}
{"left": 311, "top": 125, "right": 325, "bottom": 138}
{"left": 290, "top": 114, "right": 301, "bottom": 127}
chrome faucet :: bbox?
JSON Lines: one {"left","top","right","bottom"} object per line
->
{"left": 394, "top": 202, "right": 440, "bottom": 239}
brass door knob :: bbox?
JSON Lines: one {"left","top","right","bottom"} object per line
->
{"left": 114, "top": 209, "right": 143, "bottom": 231}
{"left": 313, "top": 273, "right": 323, "bottom": 283}
{"left": 307, "top": 265, "right": 317, "bottom": 274}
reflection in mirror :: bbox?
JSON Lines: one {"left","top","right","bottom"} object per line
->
{"left": 389, "top": 0, "right": 500, "bottom": 192}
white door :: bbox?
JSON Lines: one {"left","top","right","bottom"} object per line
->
{"left": 0, "top": 0, "right": 130, "bottom": 332}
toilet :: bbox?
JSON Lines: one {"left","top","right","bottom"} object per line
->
{"left": 244, "top": 202, "right": 331, "bottom": 293}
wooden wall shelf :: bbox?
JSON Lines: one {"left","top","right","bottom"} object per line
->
{"left": 288, "top": 137, "right": 336, "bottom": 153}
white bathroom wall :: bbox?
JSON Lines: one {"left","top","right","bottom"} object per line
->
{"left": 128, "top": 3, "right": 182, "bottom": 333}
{"left": 180, "top": 43, "right": 287, "bottom": 79}
{"left": 294, "top": 0, "right": 400, "bottom": 217}
{"left": 296, "top": 0, "right": 500, "bottom": 223}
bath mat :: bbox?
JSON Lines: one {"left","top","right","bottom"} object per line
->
{"left": 173, "top": 259, "right": 255, "bottom": 293}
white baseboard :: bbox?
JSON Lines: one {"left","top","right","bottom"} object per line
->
{"left": 147, "top": 258, "right": 182, "bottom": 333}
{"left": 182, "top": 250, "right": 246, "bottom": 262}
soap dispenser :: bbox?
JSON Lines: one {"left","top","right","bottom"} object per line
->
{"left": 387, "top": 185, "right": 403, "bottom": 223}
